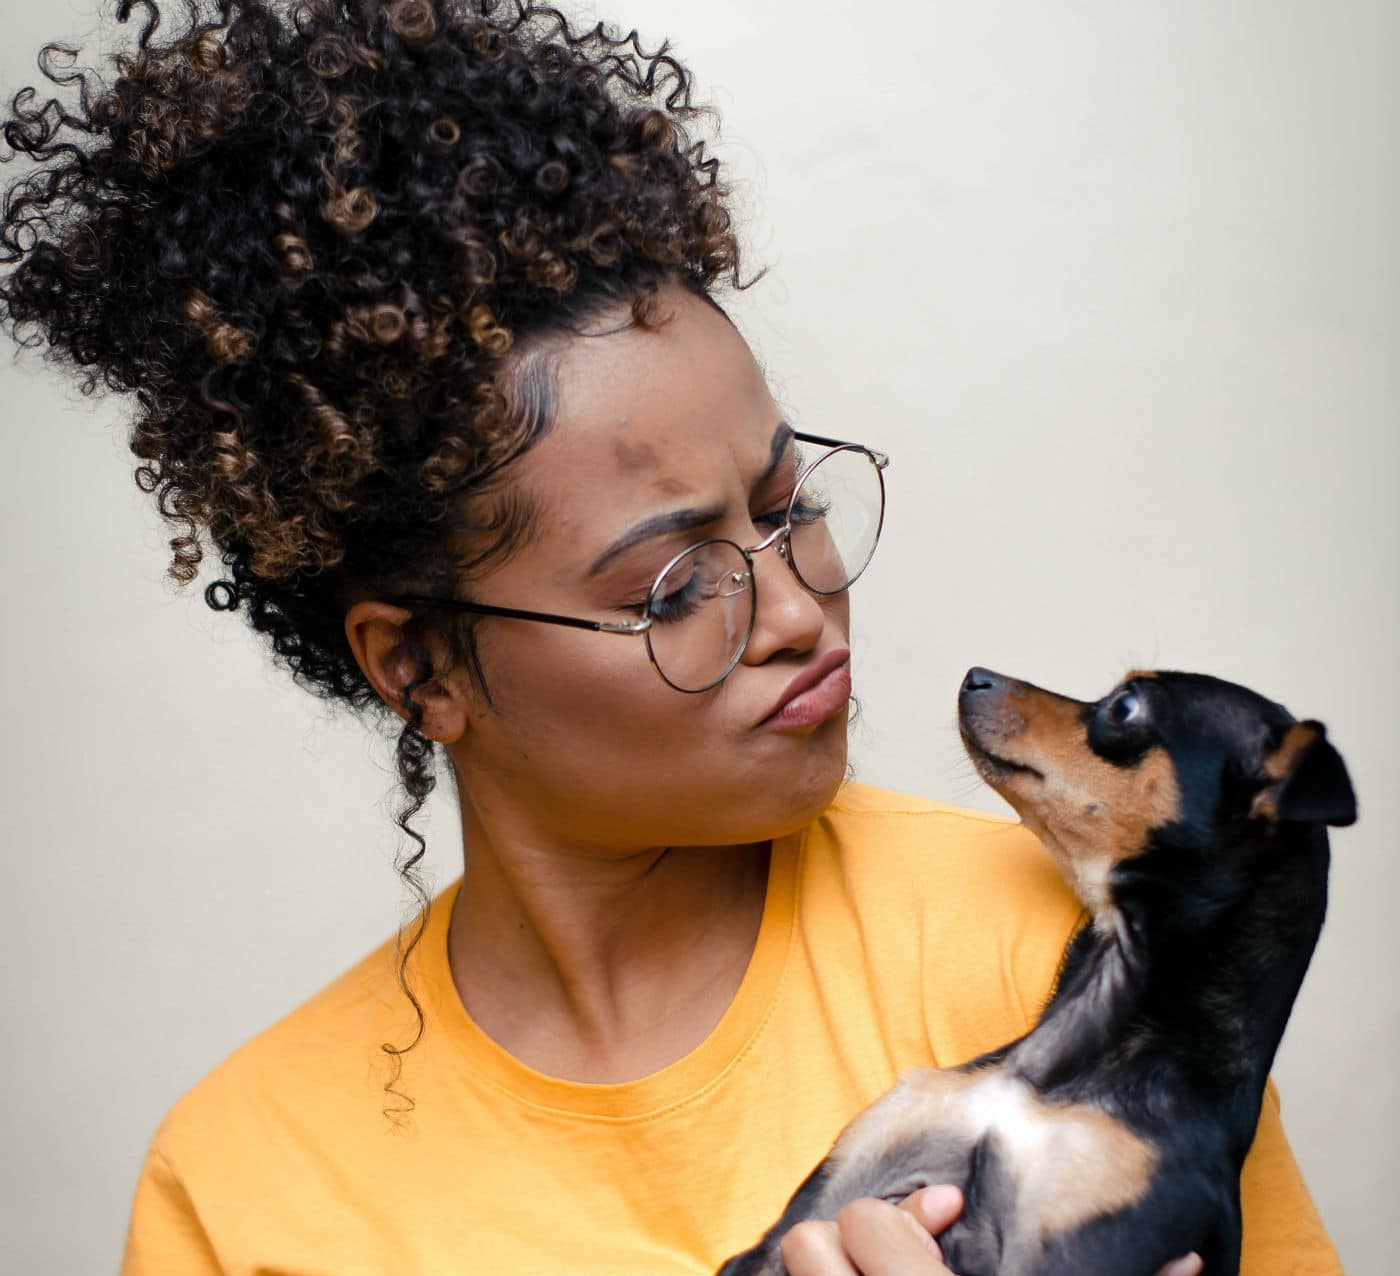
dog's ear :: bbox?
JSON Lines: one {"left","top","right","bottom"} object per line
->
{"left": 1251, "top": 721, "right": 1357, "bottom": 828}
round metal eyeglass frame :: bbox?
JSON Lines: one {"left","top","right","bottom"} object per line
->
{"left": 388, "top": 431, "right": 890, "bottom": 693}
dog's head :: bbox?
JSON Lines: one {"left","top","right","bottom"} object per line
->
{"left": 958, "top": 667, "right": 1356, "bottom": 930}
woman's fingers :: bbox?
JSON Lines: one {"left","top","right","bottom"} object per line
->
{"left": 1156, "top": 1255, "right": 1204, "bottom": 1276}
{"left": 780, "top": 1192, "right": 961, "bottom": 1275}
{"left": 896, "top": 1184, "right": 964, "bottom": 1237}
{"left": 779, "top": 1218, "right": 859, "bottom": 1276}
{"left": 778, "top": 1187, "right": 1191, "bottom": 1276}
{"left": 839, "top": 1197, "right": 955, "bottom": 1273}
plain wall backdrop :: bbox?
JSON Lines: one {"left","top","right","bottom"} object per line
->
{"left": 2, "top": 1, "right": 1395, "bottom": 1272}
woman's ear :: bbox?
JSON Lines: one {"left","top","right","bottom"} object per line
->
{"left": 343, "top": 600, "right": 471, "bottom": 743}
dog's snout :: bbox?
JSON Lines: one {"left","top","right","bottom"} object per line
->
{"left": 961, "top": 667, "right": 1003, "bottom": 697}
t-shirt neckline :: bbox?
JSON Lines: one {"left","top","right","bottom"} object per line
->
{"left": 416, "top": 828, "right": 803, "bottom": 1121}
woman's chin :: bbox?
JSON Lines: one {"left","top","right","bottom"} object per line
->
{"left": 743, "top": 724, "right": 850, "bottom": 839}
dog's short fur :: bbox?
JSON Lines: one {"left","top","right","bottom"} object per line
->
{"left": 716, "top": 668, "right": 1355, "bottom": 1276}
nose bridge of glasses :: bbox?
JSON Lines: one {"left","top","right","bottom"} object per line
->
{"left": 746, "top": 523, "right": 829, "bottom": 622}
{"left": 743, "top": 520, "right": 808, "bottom": 603}
{"left": 746, "top": 520, "right": 791, "bottom": 559}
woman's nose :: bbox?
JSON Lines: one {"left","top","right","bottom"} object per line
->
{"left": 740, "top": 534, "right": 827, "bottom": 664}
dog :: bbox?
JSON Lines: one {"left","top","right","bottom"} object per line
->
{"left": 716, "top": 667, "right": 1355, "bottom": 1276}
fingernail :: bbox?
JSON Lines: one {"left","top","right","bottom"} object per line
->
{"left": 1162, "top": 1256, "right": 1204, "bottom": 1276}
{"left": 918, "top": 1184, "right": 962, "bottom": 1215}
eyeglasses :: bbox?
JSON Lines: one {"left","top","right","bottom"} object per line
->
{"left": 389, "top": 432, "right": 889, "bottom": 692}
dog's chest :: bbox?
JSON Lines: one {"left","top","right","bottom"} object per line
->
{"left": 835, "top": 1067, "right": 1159, "bottom": 1244}
{"left": 952, "top": 1073, "right": 1074, "bottom": 1159}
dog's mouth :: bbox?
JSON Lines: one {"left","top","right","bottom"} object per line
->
{"left": 960, "top": 728, "right": 1045, "bottom": 783}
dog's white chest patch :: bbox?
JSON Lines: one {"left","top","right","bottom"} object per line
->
{"left": 952, "top": 1074, "right": 1049, "bottom": 1157}
{"left": 852, "top": 1065, "right": 1160, "bottom": 1243}
{"left": 956, "top": 1072, "right": 1158, "bottom": 1240}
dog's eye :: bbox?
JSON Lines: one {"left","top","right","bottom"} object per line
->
{"left": 1107, "top": 689, "right": 1145, "bottom": 726}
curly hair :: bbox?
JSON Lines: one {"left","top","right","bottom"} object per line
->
{"left": 0, "top": 0, "right": 749, "bottom": 1110}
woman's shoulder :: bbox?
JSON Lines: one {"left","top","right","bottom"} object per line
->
{"left": 815, "top": 779, "right": 1077, "bottom": 911}
{"left": 150, "top": 920, "right": 422, "bottom": 1162}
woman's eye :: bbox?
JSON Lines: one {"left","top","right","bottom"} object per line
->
{"left": 643, "top": 573, "right": 705, "bottom": 624}
{"left": 1107, "top": 689, "right": 1144, "bottom": 726}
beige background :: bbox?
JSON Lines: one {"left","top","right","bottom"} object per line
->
{"left": 2, "top": 1, "right": 1395, "bottom": 1272}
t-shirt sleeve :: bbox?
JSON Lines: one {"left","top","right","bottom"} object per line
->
{"left": 120, "top": 1141, "right": 224, "bottom": 1276}
{"left": 1238, "top": 1080, "right": 1343, "bottom": 1275}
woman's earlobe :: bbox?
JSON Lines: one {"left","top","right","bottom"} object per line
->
{"left": 343, "top": 600, "right": 471, "bottom": 743}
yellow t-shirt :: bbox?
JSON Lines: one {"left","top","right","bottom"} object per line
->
{"left": 121, "top": 783, "right": 1341, "bottom": 1274}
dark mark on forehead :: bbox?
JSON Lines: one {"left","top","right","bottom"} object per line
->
{"left": 613, "top": 437, "right": 659, "bottom": 473}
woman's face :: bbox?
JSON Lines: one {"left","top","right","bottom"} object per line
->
{"left": 442, "top": 282, "right": 855, "bottom": 852}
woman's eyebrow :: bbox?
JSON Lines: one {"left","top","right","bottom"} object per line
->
{"left": 750, "top": 421, "right": 795, "bottom": 498}
{"left": 586, "top": 421, "right": 794, "bottom": 578}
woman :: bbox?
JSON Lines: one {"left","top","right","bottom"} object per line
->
{"left": 0, "top": 1, "right": 1340, "bottom": 1272}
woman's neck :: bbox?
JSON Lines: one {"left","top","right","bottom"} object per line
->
{"left": 446, "top": 800, "right": 771, "bottom": 1084}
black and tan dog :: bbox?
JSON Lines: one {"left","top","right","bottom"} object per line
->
{"left": 717, "top": 667, "right": 1355, "bottom": 1276}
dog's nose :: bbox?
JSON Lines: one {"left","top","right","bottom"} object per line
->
{"left": 961, "top": 667, "right": 1003, "bottom": 696}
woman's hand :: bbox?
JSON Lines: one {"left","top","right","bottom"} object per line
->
{"left": 779, "top": 1186, "right": 964, "bottom": 1275}
{"left": 777, "top": 1185, "right": 1206, "bottom": 1276}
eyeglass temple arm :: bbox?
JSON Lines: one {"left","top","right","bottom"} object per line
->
{"left": 388, "top": 596, "right": 649, "bottom": 635}
{"left": 793, "top": 430, "right": 890, "bottom": 469}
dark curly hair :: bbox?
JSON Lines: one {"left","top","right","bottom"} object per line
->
{"left": 0, "top": 0, "right": 750, "bottom": 1109}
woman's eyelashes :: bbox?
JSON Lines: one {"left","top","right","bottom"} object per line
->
{"left": 647, "top": 572, "right": 706, "bottom": 622}
{"left": 753, "top": 495, "right": 796, "bottom": 532}
{"left": 789, "top": 490, "right": 828, "bottom": 525}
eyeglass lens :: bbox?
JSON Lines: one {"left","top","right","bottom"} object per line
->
{"left": 644, "top": 446, "right": 885, "bottom": 691}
